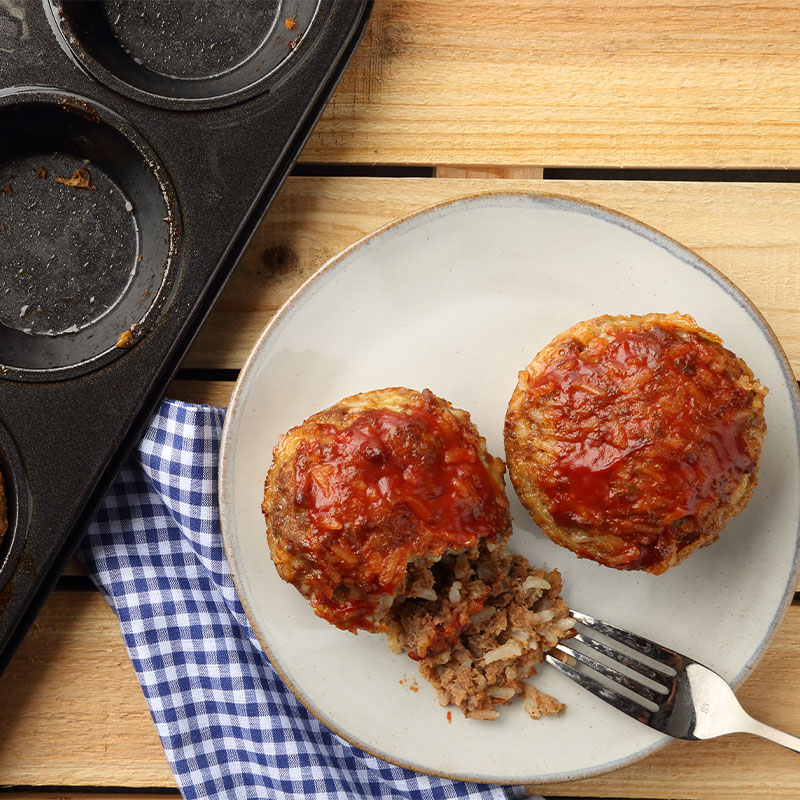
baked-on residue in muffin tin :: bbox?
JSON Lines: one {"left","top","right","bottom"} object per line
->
{"left": 0, "top": 89, "right": 180, "bottom": 378}
{"left": 47, "top": 0, "right": 327, "bottom": 109}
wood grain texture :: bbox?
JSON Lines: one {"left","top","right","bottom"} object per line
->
{"left": 62, "top": 557, "right": 87, "bottom": 577}
{"left": 181, "top": 176, "right": 800, "bottom": 377}
{"left": 303, "top": 1, "right": 800, "bottom": 168}
{"left": 434, "top": 166, "right": 544, "bottom": 180}
{"left": 0, "top": 795, "right": 178, "bottom": 799}
{"left": 0, "top": 590, "right": 798, "bottom": 795}
{"left": 165, "top": 380, "right": 234, "bottom": 408}
{"left": 0, "top": 593, "right": 170, "bottom": 787}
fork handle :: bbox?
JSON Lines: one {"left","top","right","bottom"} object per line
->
{"left": 741, "top": 715, "right": 800, "bottom": 755}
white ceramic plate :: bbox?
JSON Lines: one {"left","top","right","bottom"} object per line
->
{"left": 219, "top": 192, "right": 800, "bottom": 784}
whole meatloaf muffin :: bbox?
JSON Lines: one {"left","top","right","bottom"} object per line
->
{"left": 263, "top": 387, "right": 575, "bottom": 719}
{"left": 504, "top": 313, "right": 767, "bottom": 574}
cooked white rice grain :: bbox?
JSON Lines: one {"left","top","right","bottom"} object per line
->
{"left": 522, "top": 575, "right": 551, "bottom": 592}
{"left": 483, "top": 641, "right": 523, "bottom": 664}
{"left": 467, "top": 709, "right": 499, "bottom": 720}
{"left": 541, "top": 628, "right": 559, "bottom": 645}
{"left": 469, "top": 605, "right": 496, "bottom": 626}
{"left": 487, "top": 687, "right": 516, "bottom": 700}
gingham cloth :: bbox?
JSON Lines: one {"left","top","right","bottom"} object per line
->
{"left": 79, "top": 399, "right": 537, "bottom": 800}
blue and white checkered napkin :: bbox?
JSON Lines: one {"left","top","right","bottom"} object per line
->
{"left": 79, "top": 399, "right": 536, "bottom": 800}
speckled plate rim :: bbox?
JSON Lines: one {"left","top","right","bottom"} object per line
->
{"left": 219, "top": 191, "right": 800, "bottom": 784}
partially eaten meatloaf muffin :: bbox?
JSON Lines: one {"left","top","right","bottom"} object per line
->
{"left": 263, "top": 387, "right": 574, "bottom": 719}
{"left": 504, "top": 313, "right": 768, "bottom": 574}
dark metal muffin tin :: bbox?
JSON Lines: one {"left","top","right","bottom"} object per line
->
{"left": 0, "top": 0, "right": 371, "bottom": 673}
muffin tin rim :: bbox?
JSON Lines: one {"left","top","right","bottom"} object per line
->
{"left": 0, "top": 85, "right": 183, "bottom": 382}
{"left": 43, "top": 0, "right": 333, "bottom": 111}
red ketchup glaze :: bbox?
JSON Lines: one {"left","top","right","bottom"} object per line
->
{"left": 292, "top": 404, "right": 508, "bottom": 630}
{"left": 528, "top": 325, "right": 756, "bottom": 569}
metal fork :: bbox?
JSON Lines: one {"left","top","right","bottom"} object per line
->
{"left": 545, "top": 609, "right": 800, "bottom": 753}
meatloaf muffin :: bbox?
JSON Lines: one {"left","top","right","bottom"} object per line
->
{"left": 504, "top": 313, "right": 767, "bottom": 574}
{"left": 264, "top": 387, "right": 575, "bottom": 719}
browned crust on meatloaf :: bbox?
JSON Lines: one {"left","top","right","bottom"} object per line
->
{"left": 263, "top": 387, "right": 511, "bottom": 632}
{"left": 504, "top": 312, "right": 768, "bottom": 574}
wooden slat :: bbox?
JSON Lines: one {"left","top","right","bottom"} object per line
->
{"left": 62, "top": 557, "right": 87, "bottom": 577}
{"left": 165, "top": 379, "right": 235, "bottom": 408}
{"left": 0, "top": 590, "right": 798, "bottom": 795}
{"left": 181, "top": 176, "right": 800, "bottom": 378}
{"left": 303, "top": 1, "right": 800, "bottom": 168}
{"left": 434, "top": 166, "right": 544, "bottom": 180}
{"left": 0, "top": 795, "right": 178, "bottom": 799}
{"left": 0, "top": 593, "right": 171, "bottom": 787}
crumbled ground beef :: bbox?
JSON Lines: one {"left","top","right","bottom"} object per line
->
{"left": 385, "top": 543, "right": 574, "bottom": 720}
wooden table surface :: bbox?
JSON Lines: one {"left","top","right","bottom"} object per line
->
{"left": 3, "top": 2, "right": 800, "bottom": 798}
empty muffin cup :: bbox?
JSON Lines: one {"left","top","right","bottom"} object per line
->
{"left": 0, "top": 422, "right": 29, "bottom": 594}
{"left": 0, "top": 89, "right": 181, "bottom": 380}
{"left": 46, "top": 0, "right": 328, "bottom": 109}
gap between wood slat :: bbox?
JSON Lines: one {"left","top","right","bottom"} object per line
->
{"left": 290, "top": 163, "right": 800, "bottom": 183}
{"left": 543, "top": 168, "right": 800, "bottom": 183}
{"left": 291, "top": 163, "right": 435, "bottom": 178}
{"left": 54, "top": 575, "right": 94, "bottom": 591}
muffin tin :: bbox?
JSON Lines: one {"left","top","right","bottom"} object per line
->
{"left": 0, "top": 0, "right": 371, "bottom": 672}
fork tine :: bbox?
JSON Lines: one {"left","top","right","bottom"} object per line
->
{"left": 571, "top": 609, "right": 682, "bottom": 674}
{"left": 555, "top": 642, "right": 665, "bottom": 704}
{"left": 570, "top": 632, "right": 671, "bottom": 685}
{"left": 545, "top": 653, "right": 654, "bottom": 724}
